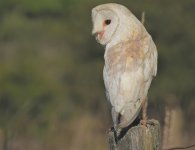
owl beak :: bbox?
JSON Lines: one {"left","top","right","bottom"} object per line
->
{"left": 92, "top": 23, "right": 105, "bottom": 38}
{"left": 92, "top": 26, "right": 102, "bottom": 35}
{"left": 92, "top": 28, "right": 104, "bottom": 40}
{"left": 97, "top": 31, "right": 105, "bottom": 39}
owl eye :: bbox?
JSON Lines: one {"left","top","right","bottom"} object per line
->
{"left": 105, "top": 19, "right": 111, "bottom": 25}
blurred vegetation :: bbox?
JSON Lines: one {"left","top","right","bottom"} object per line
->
{"left": 0, "top": 0, "right": 195, "bottom": 149}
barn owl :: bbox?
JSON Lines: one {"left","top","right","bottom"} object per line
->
{"left": 91, "top": 3, "right": 157, "bottom": 134}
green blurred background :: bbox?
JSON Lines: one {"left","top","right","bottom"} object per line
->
{"left": 0, "top": 0, "right": 195, "bottom": 149}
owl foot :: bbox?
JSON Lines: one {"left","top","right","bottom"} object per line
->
{"left": 115, "top": 127, "right": 122, "bottom": 137}
{"left": 140, "top": 119, "right": 155, "bottom": 127}
{"left": 140, "top": 119, "right": 147, "bottom": 127}
{"left": 108, "top": 126, "right": 115, "bottom": 132}
{"left": 113, "top": 125, "right": 122, "bottom": 141}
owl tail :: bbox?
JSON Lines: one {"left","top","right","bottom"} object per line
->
{"left": 112, "top": 106, "right": 142, "bottom": 138}
{"left": 118, "top": 103, "right": 142, "bottom": 129}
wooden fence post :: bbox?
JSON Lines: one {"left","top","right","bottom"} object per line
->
{"left": 108, "top": 119, "right": 161, "bottom": 150}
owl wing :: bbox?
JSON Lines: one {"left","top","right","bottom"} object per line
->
{"left": 115, "top": 35, "right": 157, "bottom": 127}
{"left": 143, "top": 35, "right": 158, "bottom": 82}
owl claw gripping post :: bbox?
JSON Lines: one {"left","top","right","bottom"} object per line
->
{"left": 91, "top": 3, "right": 157, "bottom": 135}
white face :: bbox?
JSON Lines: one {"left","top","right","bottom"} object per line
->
{"left": 92, "top": 9, "right": 119, "bottom": 45}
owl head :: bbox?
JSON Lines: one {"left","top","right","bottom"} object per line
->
{"left": 92, "top": 3, "right": 144, "bottom": 48}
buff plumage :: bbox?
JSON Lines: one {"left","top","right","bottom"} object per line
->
{"left": 92, "top": 3, "right": 157, "bottom": 133}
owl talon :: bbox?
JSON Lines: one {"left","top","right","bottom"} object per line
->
{"left": 115, "top": 126, "right": 122, "bottom": 137}
{"left": 108, "top": 126, "right": 115, "bottom": 132}
{"left": 140, "top": 119, "right": 147, "bottom": 127}
{"left": 140, "top": 120, "right": 155, "bottom": 127}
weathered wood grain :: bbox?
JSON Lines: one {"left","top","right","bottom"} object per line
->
{"left": 108, "top": 119, "right": 161, "bottom": 150}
